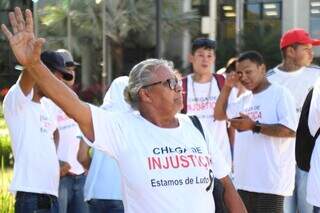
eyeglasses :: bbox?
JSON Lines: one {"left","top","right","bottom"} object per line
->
{"left": 143, "top": 78, "right": 182, "bottom": 90}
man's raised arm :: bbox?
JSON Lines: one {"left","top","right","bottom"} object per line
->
{"left": 213, "top": 73, "right": 237, "bottom": 120}
{"left": 1, "top": 7, "right": 94, "bottom": 141}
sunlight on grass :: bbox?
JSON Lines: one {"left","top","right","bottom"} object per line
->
{"left": 0, "top": 160, "right": 14, "bottom": 213}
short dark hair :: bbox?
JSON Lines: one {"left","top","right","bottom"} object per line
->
{"left": 191, "top": 38, "right": 215, "bottom": 54}
{"left": 238, "top": 51, "right": 265, "bottom": 66}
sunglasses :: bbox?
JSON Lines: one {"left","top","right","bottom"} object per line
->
{"left": 143, "top": 78, "right": 182, "bottom": 90}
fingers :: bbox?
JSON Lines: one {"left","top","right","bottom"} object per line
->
{"left": 15, "top": 7, "right": 25, "bottom": 32}
{"left": 34, "top": 38, "right": 46, "bottom": 56}
{"left": 8, "top": 12, "right": 18, "bottom": 34}
{"left": 1, "top": 24, "right": 13, "bottom": 40}
{"left": 25, "top": 9, "right": 34, "bottom": 33}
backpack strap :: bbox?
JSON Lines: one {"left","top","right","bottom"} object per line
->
{"left": 315, "top": 127, "right": 320, "bottom": 140}
{"left": 189, "top": 115, "right": 205, "bottom": 140}
{"left": 212, "top": 73, "right": 225, "bottom": 91}
{"left": 181, "top": 76, "right": 188, "bottom": 114}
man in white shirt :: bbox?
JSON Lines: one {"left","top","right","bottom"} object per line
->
{"left": 3, "top": 50, "right": 73, "bottom": 213}
{"left": 42, "top": 49, "right": 88, "bottom": 213}
{"left": 182, "top": 38, "right": 231, "bottom": 212}
{"left": 215, "top": 51, "right": 297, "bottom": 212}
{"left": 267, "top": 28, "right": 320, "bottom": 213}
{"left": 2, "top": 8, "right": 247, "bottom": 213}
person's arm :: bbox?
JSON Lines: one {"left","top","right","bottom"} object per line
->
{"left": 214, "top": 73, "right": 238, "bottom": 120}
{"left": 220, "top": 176, "right": 247, "bottom": 213}
{"left": 1, "top": 8, "right": 94, "bottom": 141}
{"left": 59, "top": 160, "right": 71, "bottom": 177}
{"left": 77, "top": 139, "right": 91, "bottom": 170}
{"left": 229, "top": 113, "right": 295, "bottom": 137}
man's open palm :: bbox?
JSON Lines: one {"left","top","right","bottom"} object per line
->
{"left": 1, "top": 7, "right": 44, "bottom": 67}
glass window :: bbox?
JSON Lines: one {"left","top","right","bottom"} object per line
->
{"left": 192, "top": 0, "right": 209, "bottom": 16}
{"left": 310, "top": 0, "right": 320, "bottom": 39}
{"left": 221, "top": 4, "right": 236, "bottom": 20}
{"left": 263, "top": 2, "right": 281, "bottom": 19}
{"left": 245, "top": 3, "right": 261, "bottom": 20}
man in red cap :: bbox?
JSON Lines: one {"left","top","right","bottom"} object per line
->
{"left": 268, "top": 28, "right": 320, "bottom": 213}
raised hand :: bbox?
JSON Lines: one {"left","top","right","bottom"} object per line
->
{"left": 1, "top": 7, "right": 45, "bottom": 68}
{"left": 225, "top": 72, "right": 240, "bottom": 88}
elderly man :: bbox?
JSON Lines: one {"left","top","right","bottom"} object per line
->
{"left": 1, "top": 8, "right": 246, "bottom": 213}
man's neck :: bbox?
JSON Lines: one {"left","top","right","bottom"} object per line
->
{"left": 192, "top": 72, "right": 212, "bottom": 83}
{"left": 278, "top": 60, "right": 303, "bottom": 72}
{"left": 252, "top": 79, "right": 271, "bottom": 94}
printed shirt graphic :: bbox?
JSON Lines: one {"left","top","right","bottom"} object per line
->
{"left": 226, "top": 84, "right": 298, "bottom": 196}
{"left": 84, "top": 106, "right": 230, "bottom": 213}
{"left": 186, "top": 74, "right": 232, "bottom": 168}
{"left": 3, "top": 84, "right": 59, "bottom": 196}
{"left": 42, "top": 98, "right": 85, "bottom": 175}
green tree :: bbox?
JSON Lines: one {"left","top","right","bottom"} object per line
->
{"left": 39, "top": 0, "right": 199, "bottom": 87}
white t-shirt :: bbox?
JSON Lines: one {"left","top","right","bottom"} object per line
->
{"left": 84, "top": 149, "right": 122, "bottom": 201}
{"left": 84, "top": 106, "right": 230, "bottom": 213}
{"left": 268, "top": 66, "right": 320, "bottom": 117}
{"left": 186, "top": 74, "right": 232, "bottom": 167}
{"left": 3, "top": 84, "right": 59, "bottom": 196}
{"left": 307, "top": 78, "right": 320, "bottom": 207}
{"left": 42, "top": 98, "right": 85, "bottom": 175}
{"left": 226, "top": 84, "right": 298, "bottom": 196}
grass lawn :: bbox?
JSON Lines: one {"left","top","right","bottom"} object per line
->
{"left": 0, "top": 168, "right": 14, "bottom": 213}
{"left": 0, "top": 105, "right": 14, "bottom": 212}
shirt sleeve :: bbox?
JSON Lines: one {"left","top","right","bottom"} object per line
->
{"left": 309, "top": 80, "right": 320, "bottom": 136}
{"left": 276, "top": 87, "right": 298, "bottom": 131}
{"left": 3, "top": 84, "right": 33, "bottom": 118}
{"left": 204, "top": 129, "right": 231, "bottom": 179}
{"left": 81, "top": 104, "right": 125, "bottom": 159}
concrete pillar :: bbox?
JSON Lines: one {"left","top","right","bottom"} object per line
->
{"left": 182, "top": 0, "right": 191, "bottom": 68}
{"left": 282, "top": 0, "right": 310, "bottom": 33}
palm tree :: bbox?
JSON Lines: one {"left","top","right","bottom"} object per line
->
{"left": 38, "top": 0, "right": 199, "bottom": 87}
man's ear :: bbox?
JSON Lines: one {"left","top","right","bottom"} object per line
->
{"left": 138, "top": 88, "right": 153, "bottom": 104}
{"left": 259, "top": 64, "right": 267, "bottom": 74}
{"left": 285, "top": 46, "right": 296, "bottom": 58}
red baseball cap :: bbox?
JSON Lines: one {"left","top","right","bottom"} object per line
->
{"left": 280, "top": 28, "right": 320, "bottom": 49}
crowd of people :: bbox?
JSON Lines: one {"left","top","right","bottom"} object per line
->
{"left": 2, "top": 7, "right": 320, "bottom": 213}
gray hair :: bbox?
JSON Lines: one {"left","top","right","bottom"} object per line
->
{"left": 124, "top": 58, "right": 173, "bottom": 109}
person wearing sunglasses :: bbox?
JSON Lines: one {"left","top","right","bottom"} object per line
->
{"left": 41, "top": 49, "right": 89, "bottom": 213}
{"left": 1, "top": 8, "right": 247, "bottom": 213}
{"left": 2, "top": 51, "right": 73, "bottom": 213}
